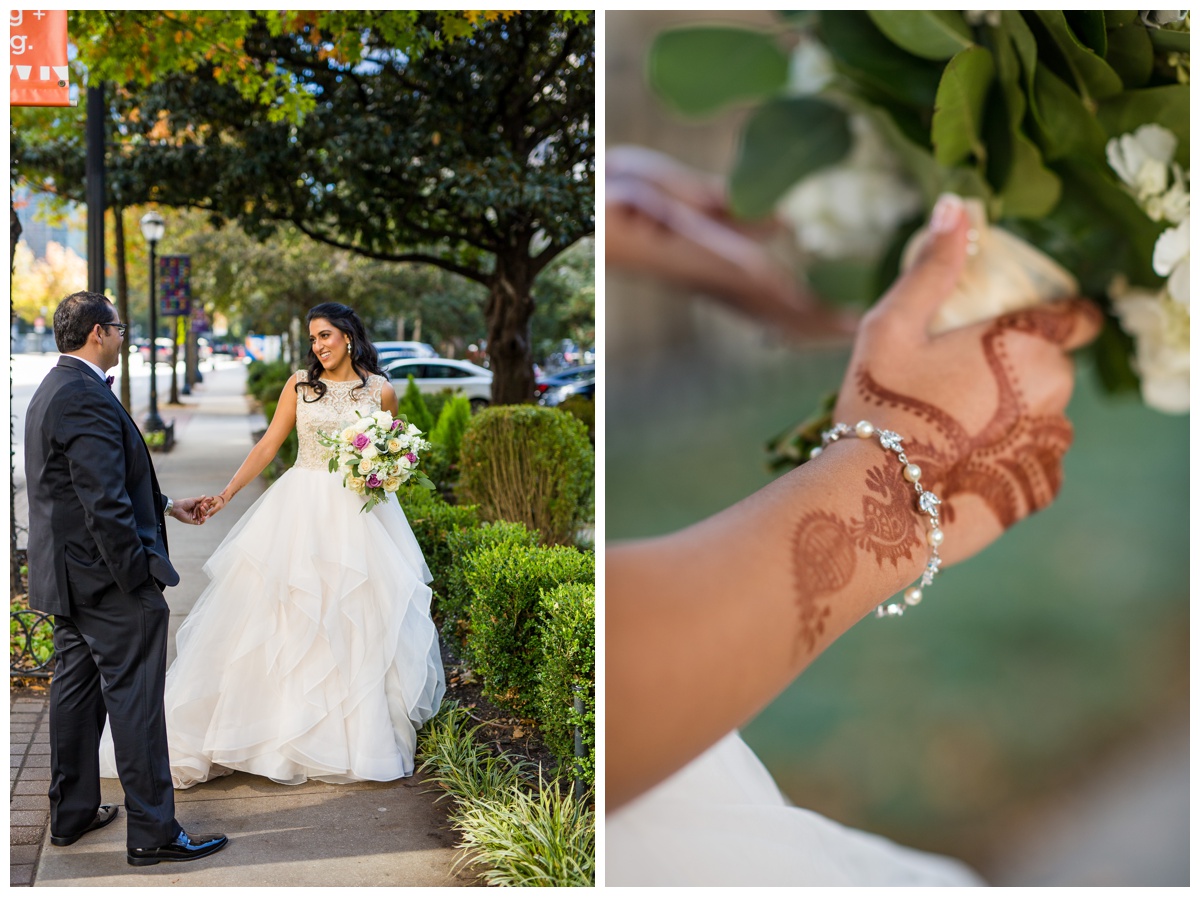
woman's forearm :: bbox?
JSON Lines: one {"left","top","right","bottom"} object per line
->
{"left": 607, "top": 437, "right": 928, "bottom": 809}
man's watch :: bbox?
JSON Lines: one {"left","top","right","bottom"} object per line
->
{"left": 164, "top": 497, "right": 174, "bottom": 515}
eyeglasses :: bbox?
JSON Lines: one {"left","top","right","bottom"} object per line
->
{"left": 101, "top": 322, "right": 128, "bottom": 336}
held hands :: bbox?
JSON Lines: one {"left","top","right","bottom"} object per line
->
{"left": 169, "top": 497, "right": 209, "bottom": 526}
{"left": 199, "top": 493, "right": 228, "bottom": 522}
{"left": 832, "top": 193, "right": 1103, "bottom": 567}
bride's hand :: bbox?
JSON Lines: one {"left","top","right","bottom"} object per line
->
{"left": 201, "top": 493, "right": 228, "bottom": 520}
{"left": 833, "top": 193, "right": 1103, "bottom": 567}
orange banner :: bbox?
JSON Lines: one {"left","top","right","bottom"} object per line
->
{"left": 10, "top": 10, "right": 70, "bottom": 107}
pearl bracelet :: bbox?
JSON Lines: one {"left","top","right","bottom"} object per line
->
{"left": 811, "top": 421, "right": 943, "bottom": 618}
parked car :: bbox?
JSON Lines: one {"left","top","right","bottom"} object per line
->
{"left": 134, "top": 337, "right": 174, "bottom": 364}
{"left": 538, "top": 376, "right": 595, "bottom": 407}
{"left": 384, "top": 357, "right": 492, "bottom": 410}
{"left": 535, "top": 363, "right": 595, "bottom": 399}
{"left": 373, "top": 341, "right": 438, "bottom": 366}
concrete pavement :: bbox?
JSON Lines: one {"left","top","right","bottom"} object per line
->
{"left": 11, "top": 357, "right": 473, "bottom": 887}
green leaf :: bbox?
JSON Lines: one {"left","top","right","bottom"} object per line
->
{"left": 728, "top": 96, "right": 852, "bottom": 219}
{"left": 1103, "top": 11, "right": 1140, "bottom": 28}
{"left": 1147, "top": 28, "right": 1191, "bottom": 53}
{"left": 1001, "top": 11, "right": 1038, "bottom": 86}
{"left": 1098, "top": 85, "right": 1190, "bottom": 161}
{"left": 998, "top": 133, "right": 1062, "bottom": 219}
{"left": 1027, "top": 67, "right": 1108, "bottom": 161}
{"left": 818, "top": 11, "right": 943, "bottom": 109}
{"left": 1034, "top": 11, "right": 1124, "bottom": 104}
{"left": 852, "top": 101, "right": 942, "bottom": 204}
{"left": 1065, "top": 11, "right": 1108, "bottom": 56}
{"left": 1089, "top": 317, "right": 1142, "bottom": 396}
{"left": 805, "top": 257, "right": 882, "bottom": 307}
{"left": 649, "top": 27, "right": 789, "bottom": 117}
{"left": 931, "top": 45, "right": 995, "bottom": 167}
{"left": 1103, "top": 21, "right": 1155, "bottom": 87}
{"left": 867, "top": 11, "right": 974, "bottom": 60}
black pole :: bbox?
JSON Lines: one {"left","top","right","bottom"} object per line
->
{"left": 86, "top": 85, "right": 105, "bottom": 293}
{"left": 144, "top": 241, "right": 164, "bottom": 431}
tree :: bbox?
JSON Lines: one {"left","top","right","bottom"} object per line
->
{"left": 14, "top": 11, "right": 595, "bottom": 403}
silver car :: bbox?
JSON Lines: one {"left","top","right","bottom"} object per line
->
{"left": 384, "top": 357, "right": 493, "bottom": 411}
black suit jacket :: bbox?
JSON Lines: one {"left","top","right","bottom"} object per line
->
{"left": 24, "top": 355, "right": 178, "bottom": 615}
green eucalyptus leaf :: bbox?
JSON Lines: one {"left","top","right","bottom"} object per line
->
{"left": 1028, "top": 66, "right": 1108, "bottom": 161}
{"left": 931, "top": 45, "right": 995, "bottom": 167}
{"left": 1034, "top": 11, "right": 1124, "bottom": 103}
{"left": 649, "top": 27, "right": 789, "bottom": 117}
{"left": 867, "top": 10, "right": 974, "bottom": 60}
{"left": 1147, "top": 28, "right": 1191, "bottom": 53}
{"left": 728, "top": 96, "right": 851, "bottom": 219}
{"left": 1098, "top": 85, "right": 1190, "bottom": 161}
{"left": 1103, "top": 20, "right": 1155, "bottom": 87}
{"left": 818, "top": 10, "right": 943, "bottom": 109}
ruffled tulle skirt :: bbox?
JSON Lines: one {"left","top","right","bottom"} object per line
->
{"left": 606, "top": 731, "right": 984, "bottom": 886}
{"left": 100, "top": 466, "right": 445, "bottom": 789}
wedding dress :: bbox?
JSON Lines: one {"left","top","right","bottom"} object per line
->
{"left": 100, "top": 371, "right": 445, "bottom": 788}
{"left": 606, "top": 730, "right": 984, "bottom": 886}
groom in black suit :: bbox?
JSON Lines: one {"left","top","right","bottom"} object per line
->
{"left": 24, "top": 291, "right": 228, "bottom": 866}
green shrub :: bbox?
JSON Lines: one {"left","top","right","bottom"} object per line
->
{"left": 443, "top": 521, "right": 539, "bottom": 651}
{"left": 423, "top": 388, "right": 456, "bottom": 431}
{"left": 246, "top": 359, "right": 292, "bottom": 403}
{"left": 536, "top": 583, "right": 595, "bottom": 786}
{"left": 465, "top": 543, "right": 594, "bottom": 714}
{"left": 400, "top": 487, "right": 481, "bottom": 628}
{"left": 556, "top": 397, "right": 594, "bottom": 443}
{"left": 398, "top": 375, "right": 435, "bottom": 434}
{"left": 425, "top": 394, "right": 474, "bottom": 489}
{"left": 459, "top": 405, "right": 593, "bottom": 546}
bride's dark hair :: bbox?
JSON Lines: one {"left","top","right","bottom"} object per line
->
{"left": 298, "top": 302, "right": 385, "bottom": 402}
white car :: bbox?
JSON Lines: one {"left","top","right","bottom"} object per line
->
{"left": 373, "top": 341, "right": 438, "bottom": 365}
{"left": 384, "top": 357, "right": 492, "bottom": 410}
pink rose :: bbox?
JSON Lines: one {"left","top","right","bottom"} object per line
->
{"left": 406, "top": 452, "right": 418, "bottom": 464}
{"left": 391, "top": 419, "right": 402, "bottom": 431}
{"left": 366, "top": 473, "right": 383, "bottom": 489}
{"left": 353, "top": 433, "right": 370, "bottom": 450}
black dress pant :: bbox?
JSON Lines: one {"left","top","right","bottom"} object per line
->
{"left": 48, "top": 578, "right": 180, "bottom": 849}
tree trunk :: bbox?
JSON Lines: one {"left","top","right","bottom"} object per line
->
{"left": 114, "top": 206, "right": 132, "bottom": 411}
{"left": 485, "top": 252, "right": 536, "bottom": 405}
{"left": 395, "top": 315, "right": 406, "bottom": 341}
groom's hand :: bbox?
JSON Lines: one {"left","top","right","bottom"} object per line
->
{"left": 170, "top": 496, "right": 208, "bottom": 525}
{"left": 833, "top": 193, "right": 1103, "bottom": 567}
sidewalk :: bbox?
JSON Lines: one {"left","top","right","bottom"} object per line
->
{"left": 10, "top": 362, "right": 472, "bottom": 887}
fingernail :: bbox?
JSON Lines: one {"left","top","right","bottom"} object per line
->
{"left": 930, "top": 193, "right": 964, "bottom": 234}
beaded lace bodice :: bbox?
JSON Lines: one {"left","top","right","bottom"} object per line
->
{"left": 294, "top": 370, "right": 386, "bottom": 471}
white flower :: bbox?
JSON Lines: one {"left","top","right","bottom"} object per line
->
{"left": 348, "top": 476, "right": 367, "bottom": 495}
{"left": 964, "top": 10, "right": 1002, "bottom": 27}
{"left": 383, "top": 476, "right": 401, "bottom": 493}
{"left": 340, "top": 425, "right": 359, "bottom": 442}
{"left": 778, "top": 116, "right": 922, "bottom": 259}
{"left": 786, "top": 34, "right": 835, "bottom": 96}
{"left": 358, "top": 458, "right": 375, "bottom": 475}
{"left": 1112, "top": 277, "right": 1190, "bottom": 413}
{"left": 1106, "top": 124, "right": 1177, "bottom": 204}
{"left": 1152, "top": 217, "right": 1190, "bottom": 307}
{"left": 387, "top": 437, "right": 403, "bottom": 454}
{"left": 372, "top": 409, "right": 393, "bottom": 429}
{"left": 352, "top": 417, "right": 372, "bottom": 434}
{"left": 1140, "top": 10, "right": 1188, "bottom": 26}
{"left": 360, "top": 443, "right": 379, "bottom": 461}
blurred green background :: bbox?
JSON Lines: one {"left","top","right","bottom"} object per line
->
{"left": 605, "top": 11, "right": 1189, "bottom": 884}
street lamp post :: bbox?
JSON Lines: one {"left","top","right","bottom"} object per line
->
{"left": 140, "top": 211, "right": 165, "bottom": 432}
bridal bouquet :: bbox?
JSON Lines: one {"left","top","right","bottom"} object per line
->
{"left": 318, "top": 409, "right": 435, "bottom": 512}
{"left": 649, "top": 11, "right": 1190, "bottom": 466}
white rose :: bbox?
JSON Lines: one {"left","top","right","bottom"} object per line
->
{"left": 360, "top": 444, "right": 379, "bottom": 461}
{"left": 348, "top": 476, "right": 367, "bottom": 495}
{"left": 372, "top": 409, "right": 393, "bottom": 429}
{"left": 1105, "top": 124, "right": 1177, "bottom": 203}
{"left": 353, "top": 417, "right": 372, "bottom": 434}
{"left": 786, "top": 34, "right": 834, "bottom": 96}
{"left": 340, "top": 425, "right": 359, "bottom": 442}
{"left": 358, "top": 458, "right": 375, "bottom": 475}
{"left": 398, "top": 454, "right": 415, "bottom": 470}
{"left": 1152, "top": 217, "right": 1190, "bottom": 308}
{"left": 383, "top": 477, "right": 401, "bottom": 493}
{"left": 387, "top": 438, "right": 403, "bottom": 454}
{"left": 1112, "top": 279, "right": 1190, "bottom": 413}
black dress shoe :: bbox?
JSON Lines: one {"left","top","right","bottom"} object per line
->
{"left": 50, "top": 804, "right": 120, "bottom": 846}
{"left": 127, "top": 829, "right": 229, "bottom": 867}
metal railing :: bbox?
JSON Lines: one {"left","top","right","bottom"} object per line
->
{"left": 10, "top": 609, "right": 55, "bottom": 678}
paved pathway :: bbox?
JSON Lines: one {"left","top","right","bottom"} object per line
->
{"left": 11, "top": 358, "right": 473, "bottom": 886}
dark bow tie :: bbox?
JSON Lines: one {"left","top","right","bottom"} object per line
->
{"left": 105, "top": 375, "right": 115, "bottom": 389}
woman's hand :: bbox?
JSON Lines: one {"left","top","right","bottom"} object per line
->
{"left": 200, "top": 493, "right": 228, "bottom": 521}
{"left": 832, "top": 194, "right": 1103, "bottom": 566}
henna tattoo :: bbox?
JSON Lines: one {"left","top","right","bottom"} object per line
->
{"left": 791, "top": 511, "right": 853, "bottom": 655}
{"left": 856, "top": 306, "right": 1077, "bottom": 528}
{"left": 849, "top": 464, "right": 923, "bottom": 567}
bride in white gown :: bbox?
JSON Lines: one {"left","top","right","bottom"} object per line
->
{"left": 100, "top": 302, "right": 444, "bottom": 788}
{"left": 606, "top": 194, "right": 1103, "bottom": 885}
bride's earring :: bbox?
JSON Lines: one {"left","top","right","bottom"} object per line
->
{"left": 347, "top": 341, "right": 352, "bottom": 353}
